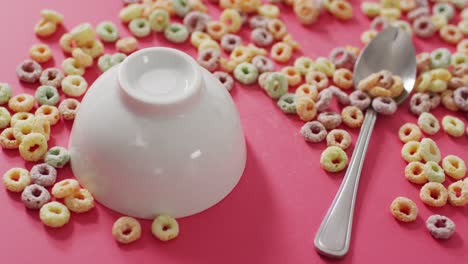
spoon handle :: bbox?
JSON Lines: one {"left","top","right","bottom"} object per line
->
{"left": 314, "top": 108, "right": 377, "bottom": 258}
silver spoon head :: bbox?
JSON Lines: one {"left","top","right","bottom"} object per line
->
{"left": 353, "top": 27, "right": 417, "bottom": 105}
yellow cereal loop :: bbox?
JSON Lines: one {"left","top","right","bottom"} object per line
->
{"left": 414, "top": 72, "right": 432, "bottom": 92}
{"left": 29, "top": 44, "right": 52, "bottom": 63}
{"left": 329, "top": 0, "right": 353, "bottom": 20}
{"left": 398, "top": 123, "right": 422, "bottom": 143}
{"left": 258, "top": 4, "right": 280, "bottom": 18}
{"left": 64, "top": 189, "right": 95, "bottom": 213}
{"left": 235, "top": 0, "right": 261, "bottom": 13}
{"left": 294, "top": 56, "right": 314, "bottom": 75}
{"left": 404, "top": 161, "right": 427, "bottom": 185}
{"left": 81, "top": 40, "right": 104, "bottom": 59}
{"left": 430, "top": 69, "right": 451, "bottom": 81}
{"left": 442, "top": 155, "right": 466, "bottom": 180}
{"left": 401, "top": 141, "right": 421, "bottom": 163}
{"left": 120, "top": 4, "right": 144, "bottom": 23}
{"left": 35, "top": 105, "right": 60, "bottom": 126}
{"left": 41, "top": 9, "right": 64, "bottom": 24}
{"left": 220, "top": 9, "right": 242, "bottom": 33}
{"left": 72, "top": 48, "right": 93, "bottom": 68}
{"left": 59, "top": 33, "right": 75, "bottom": 54}
{"left": 431, "top": 14, "right": 448, "bottom": 31}
{"left": 247, "top": 44, "right": 267, "bottom": 57}
{"left": 419, "top": 138, "right": 441, "bottom": 163}
{"left": 34, "top": 19, "right": 57, "bottom": 38}
{"left": 294, "top": 0, "right": 320, "bottom": 25}
{"left": 381, "top": 0, "right": 399, "bottom": 9}
{"left": 219, "top": 58, "right": 239, "bottom": 73}
{"left": 267, "top": 19, "right": 287, "bottom": 40}
{"left": 296, "top": 96, "right": 317, "bottom": 121}
{"left": 0, "top": 128, "right": 19, "bottom": 149}
{"left": 2, "top": 168, "right": 30, "bottom": 192}
{"left": 32, "top": 115, "right": 51, "bottom": 141}
{"left": 40, "top": 201, "right": 71, "bottom": 228}
{"left": 380, "top": 7, "right": 401, "bottom": 21}
{"left": 312, "top": 57, "right": 335, "bottom": 77}
{"left": 62, "top": 58, "right": 85, "bottom": 76}
{"left": 190, "top": 31, "right": 212, "bottom": 48}
{"left": 70, "top": 23, "right": 95, "bottom": 47}
{"left": 281, "top": 66, "right": 302, "bottom": 86}
{"left": 271, "top": 42, "right": 292, "bottom": 63}
{"left": 230, "top": 46, "right": 253, "bottom": 63}
{"left": 442, "top": 115, "right": 465, "bottom": 137}
{"left": 198, "top": 39, "right": 220, "bottom": 51}
{"left": 113, "top": 216, "right": 142, "bottom": 244}
{"left": 13, "top": 119, "right": 34, "bottom": 142}
{"left": 19, "top": 133, "right": 48, "bottom": 162}
{"left": 151, "top": 214, "right": 179, "bottom": 241}
{"left": 320, "top": 146, "right": 348, "bottom": 173}
{"left": 10, "top": 112, "right": 34, "bottom": 128}
{"left": 206, "top": 21, "right": 228, "bottom": 41}
{"left": 8, "top": 94, "right": 35, "bottom": 113}
{"left": 361, "top": 29, "right": 378, "bottom": 44}
{"left": 51, "top": 179, "right": 80, "bottom": 199}
{"left": 361, "top": 2, "right": 381, "bottom": 18}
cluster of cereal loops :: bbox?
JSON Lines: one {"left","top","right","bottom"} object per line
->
{"left": 391, "top": 112, "right": 468, "bottom": 239}
{"left": 112, "top": 214, "right": 179, "bottom": 244}
{"left": 361, "top": 0, "right": 467, "bottom": 45}
{"left": 275, "top": 0, "right": 353, "bottom": 25}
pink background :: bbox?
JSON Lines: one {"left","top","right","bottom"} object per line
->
{"left": 0, "top": 0, "right": 467, "bottom": 263}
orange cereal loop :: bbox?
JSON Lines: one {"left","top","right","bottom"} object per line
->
{"left": 447, "top": 180, "right": 468, "bottom": 206}
{"left": 404, "top": 161, "right": 427, "bottom": 184}
{"left": 267, "top": 19, "right": 287, "bottom": 40}
{"left": 398, "top": 123, "right": 422, "bottom": 143}
{"left": 206, "top": 21, "right": 228, "bottom": 41}
{"left": 29, "top": 44, "right": 52, "bottom": 63}
{"left": 35, "top": 105, "right": 60, "bottom": 126}
{"left": 389, "top": 75, "right": 403, "bottom": 97}
{"left": 419, "top": 182, "right": 448, "bottom": 207}
{"left": 389, "top": 197, "right": 418, "bottom": 222}
{"left": 0, "top": 128, "right": 19, "bottom": 149}
{"left": 329, "top": 0, "right": 353, "bottom": 20}
{"left": 18, "top": 133, "right": 48, "bottom": 162}
{"left": 51, "top": 179, "right": 80, "bottom": 198}
{"left": 281, "top": 66, "right": 302, "bottom": 86}
{"left": 305, "top": 71, "right": 329, "bottom": 91}
{"left": 2, "top": 168, "right": 30, "bottom": 192}
{"left": 116, "top": 37, "right": 139, "bottom": 54}
{"left": 64, "top": 189, "right": 95, "bottom": 213}
{"left": 369, "top": 86, "right": 392, "bottom": 98}
{"left": 341, "top": 106, "right": 363, "bottom": 128}
{"left": 230, "top": 46, "right": 252, "bottom": 63}
{"left": 8, "top": 94, "right": 35, "bottom": 113}
{"left": 296, "top": 96, "right": 317, "bottom": 121}
{"left": 271, "top": 42, "right": 292, "bottom": 63}
{"left": 295, "top": 84, "right": 318, "bottom": 101}
{"left": 333, "top": 68, "right": 353, "bottom": 89}
{"left": 440, "top": 25, "right": 463, "bottom": 45}
{"left": 113, "top": 216, "right": 142, "bottom": 244}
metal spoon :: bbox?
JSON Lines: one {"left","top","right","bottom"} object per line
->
{"left": 314, "top": 27, "right": 417, "bottom": 258}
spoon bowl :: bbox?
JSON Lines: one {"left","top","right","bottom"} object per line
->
{"left": 314, "top": 27, "right": 417, "bottom": 258}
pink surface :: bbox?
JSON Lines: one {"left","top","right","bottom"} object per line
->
{"left": 0, "top": 0, "right": 467, "bottom": 263}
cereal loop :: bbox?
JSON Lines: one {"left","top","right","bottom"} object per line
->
{"left": 8, "top": 94, "right": 35, "bottom": 113}
{"left": 2, "top": 168, "right": 30, "bottom": 192}
{"left": 64, "top": 189, "right": 95, "bottom": 213}
{"left": 51, "top": 179, "right": 80, "bottom": 199}
{"left": 326, "top": 129, "right": 351, "bottom": 150}
{"left": 417, "top": 112, "right": 440, "bottom": 135}
{"left": 405, "top": 161, "right": 427, "bottom": 184}
{"left": 398, "top": 123, "right": 422, "bottom": 143}
{"left": 113, "top": 216, "right": 142, "bottom": 244}
{"left": 152, "top": 215, "right": 179, "bottom": 241}
{"left": 419, "top": 138, "right": 441, "bottom": 163}
{"left": 442, "top": 155, "right": 466, "bottom": 180}
{"left": 447, "top": 181, "right": 468, "bottom": 206}
{"left": 29, "top": 44, "right": 52, "bottom": 63}
{"left": 40, "top": 201, "right": 71, "bottom": 228}
{"left": 420, "top": 182, "right": 448, "bottom": 207}
{"left": 401, "top": 141, "right": 422, "bottom": 163}
{"left": 320, "top": 146, "right": 348, "bottom": 173}
{"left": 389, "top": 197, "right": 418, "bottom": 222}
{"left": 426, "top": 215, "right": 456, "bottom": 239}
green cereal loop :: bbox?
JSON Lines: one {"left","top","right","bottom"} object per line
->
{"left": 35, "top": 85, "right": 60, "bottom": 106}
{"left": 98, "top": 54, "right": 113, "bottom": 72}
{"left": 313, "top": 57, "right": 335, "bottom": 77}
{"left": 428, "top": 79, "right": 447, "bottom": 93}
{"left": 264, "top": 72, "right": 288, "bottom": 99}
{"left": 111, "top": 53, "right": 127, "bottom": 65}
{"left": 451, "top": 52, "right": 468, "bottom": 66}
{"left": 320, "top": 146, "right": 348, "bottom": 173}
{"left": 164, "top": 23, "right": 189, "bottom": 43}
{"left": 129, "top": 18, "right": 151, "bottom": 38}
{"left": 0, "top": 106, "right": 11, "bottom": 129}
{"left": 149, "top": 9, "right": 170, "bottom": 32}
{"left": 233, "top": 62, "right": 258, "bottom": 85}
{"left": 96, "top": 21, "right": 119, "bottom": 42}
{"left": 430, "top": 48, "right": 451, "bottom": 69}
{"left": 0, "top": 83, "right": 12, "bottom": 105}
{"left": 172, "top": 0, "right": 191, "bottom": 17}
{"left": 44, "top": 146, "right": 70, "bottom": 168}
{"left": 277, "top": 93, "right": 296, "bottom": 114}
{"left": 433, "top": 3, "right": 454, "bottom": 20}
{"left": 424, "top": 161, "right": 445, "bottom": 183}
{"left": 294, "top": 57, "right": 314, "bottom": 75}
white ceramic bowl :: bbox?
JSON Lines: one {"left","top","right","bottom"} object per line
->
{"left": 69, "top": 47, "right": 246, "bottom": 219}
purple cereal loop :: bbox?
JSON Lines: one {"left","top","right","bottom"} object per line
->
{"left": 372, "top": 97, "right": 397, "bottom": 115}
{"left": 220, "top": 34, "right": 242, "bottom": 53}
{"left": 315, "top": 89, "right": 333, "bottom": 112}
{"left": 21, "top": 184, "right": 51, "bottom": 209}
{"left": 329, "top": 86, "right": 350, "bottom": 105}
{"left": 248, "top": 15, "right": 269, "bottom": 29}
{"left": 428, "top": 92, "right": 441, "bottom": 110}
{"left": 213, "top": 71, "right": 234, "bottom": 91}
{"left": 252, "top": 55, "right": 275, "bottom": 73}
{"left": 376, "top": 70, "right": 394, "bottom": 89}
{"left": 453, "top": 87, "right": 468, "bottom": 112}
{"left": 197, "top": 48, "right": 220, "bottom": 72}
{"left": 300, "top": 121, "right": 327, "bottom": 143}
{"left": 329, "top": 47, "right": 354, "bottom": 70}
{"left": 317, "top": 111, "right": 342, "bottom": 130}
{"left": 426, "top": 215, "right": 456, "bottom": 240}
{"left": 410, "top": 92, "right": 431, "bottom": 116}
{"left": 349, "top": 90, "right": 371, "bottom": 110}
{"left": 370, "top": 16, "right": 390, "bottom": 31}
{"left": 251, "top": 28, "right": 273, "bottom": 47}
{"left": 413, "top": 16, "right": 436, "bottom": 38}
{"left": 40, "top": 68, "right": 64, "bottom": 88}
{"left": 16, "top": 59, "right": 42, "bottom": 83}
{"left": 30, "top": 163, "right": 57, "bottom": 187}
{"left": 407, "top": 7, "right": 430, "bottom": 22}
{"left": 183, "top": 11, "right": 211, "bottom": 33}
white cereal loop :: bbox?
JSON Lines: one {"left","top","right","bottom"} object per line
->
{"left": 419, "top": 138, "right": 441, "bottom": 163}
{"left": 61, "top": 75, "right": 88, "bottom": 97}
{"left": 417, "top": 112, "right": 439, "bottom": 135}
